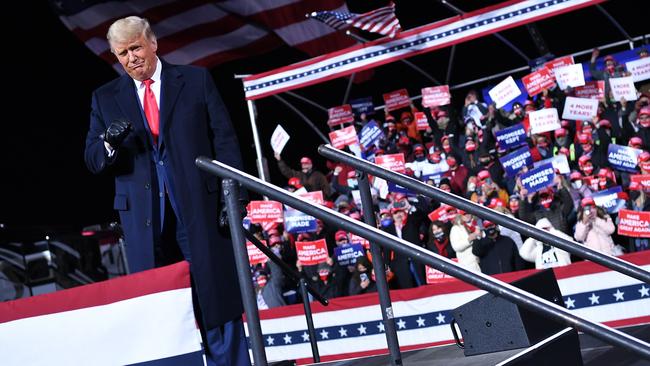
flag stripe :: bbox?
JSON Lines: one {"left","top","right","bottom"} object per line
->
{"left": 0, "top": 261, "right": 190, "bottom": 323}
{"left": 190, "top": 34, "right": 282, "bottom": 67}
{"left": 244, "top": 0, "right": 604, "bottom": 99}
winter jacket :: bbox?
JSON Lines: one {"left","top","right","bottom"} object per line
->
{"left": 450, "top": 224, "right": 481, "bottom": 272}
{"left": 472, "top": 234, "right": 526, "bottom": 275}
{"left": 574, "top": 214, "right": 616, "bottom": 255}
{"left": 519, "top": 218, "right": 571, "bottom": 269}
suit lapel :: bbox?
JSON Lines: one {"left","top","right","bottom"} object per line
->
{"left": 160, "top": 62, "right": 184, "bottom": 142}
{"left": 114, "top": 76, "right": 148, "bottom": 142}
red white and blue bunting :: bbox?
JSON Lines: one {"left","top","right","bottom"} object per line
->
{"left": 243, "top": 0, "right": 604, "bottom": 100}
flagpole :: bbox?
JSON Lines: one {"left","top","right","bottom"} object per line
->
{"left": 342, "top": 73, "right": 356, "bottom": 105}
{"left": 236, "top": 74, "right": 268, "bottom": 182}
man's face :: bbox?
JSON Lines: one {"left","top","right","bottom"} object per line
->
{"left": 301, "top": 163, "right": 312, "bottom": 173}
{"left": 111, "top": 33, "right": 158, "bottom": 81}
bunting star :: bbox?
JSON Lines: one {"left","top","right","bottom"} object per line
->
{"left": 339, "top": 327, "right": 348, "bottom": 337}
{"left": 436, "top": 313, "right": 446, "bottom": 324}
{"left": 416, "top": 317, "right": 426, "bottom": 327}
{"left": 283, "top": 334, "right": 292, "bottom": 344}
{"left": 565, "top": 297, "right": 575, "bottom": 309}
{"left": 377, "top": 322, "right": 385, "bottom": 332}
{"left": 320, "top": 329, "right": 329, "bottom": 340}
{"left": 640, "top": 285, "right": 650, "bottom": 297}
{"left": 301, "top": 332, "right": 310, "bottom": 342}
{"left": 266, "top": 336, "right": 275, "bottom": 346}
{"left": 588, "top": 293, "right": 600, "bottom": 305}
{"left": 396, "top": 319, "right": 406, "bottom": 329}
{"left": 613, "top": 289, "right": 625, "bottom": 301}
{"left": 358, "top": 324, "right": 367, "bottom": 335}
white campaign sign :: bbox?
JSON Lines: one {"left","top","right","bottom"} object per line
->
{"left": 554, "top": 64, "right": 585, "bottom": 90}
{"left": 562, "top": 97, "right": 599, "bottom": 121}
{"left": 626, "top": 57, "right": 650, "bottom": 83}
{"left": 609, "top": 76, "right": 638, "bottom": 101}
{"left": 270, "top": 124, "right": 290, "bottom": 154}
{"left": 488, "top": 76, "right": 521, "bottom": 109}
{"left": 529, "top": 108, "right": 560, "bottom": 134}
{"left": 534, "top": 154, "right": 570, "bottom": 174}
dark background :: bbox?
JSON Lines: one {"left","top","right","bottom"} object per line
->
{"left": 0, "top": 0, "right": 645, "bottom": 234}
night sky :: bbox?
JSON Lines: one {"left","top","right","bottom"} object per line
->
{"left": 1, "top": 1, "right": 645, "bottom": 235}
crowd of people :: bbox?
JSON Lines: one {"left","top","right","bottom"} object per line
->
{"left": 248, "top": 47, "right": 650, "bottom": 310}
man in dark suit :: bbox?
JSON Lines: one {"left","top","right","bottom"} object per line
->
{"left": 84, "top": 16, "right": 249, "bottom": 366}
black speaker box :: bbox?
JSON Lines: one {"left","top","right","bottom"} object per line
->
{"left": 451, "top": 269, "right": 568, "bottom": 356}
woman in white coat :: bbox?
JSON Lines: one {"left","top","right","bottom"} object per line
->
{"left": 450, "top": 210, "right": 482, "bottom": 272}
{"left": 519, "top": 218, "right": 572, "bottom": 269}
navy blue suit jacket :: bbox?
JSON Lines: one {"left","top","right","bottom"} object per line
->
{"left": 84, "top": 61, "right": 243, "bottom": 330}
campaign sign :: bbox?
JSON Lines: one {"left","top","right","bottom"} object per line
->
{"left": 609, "top": 77, "right": 638, "bottom": 101}
{"left": 543, "top": 55, "right": 574, "bottom": 77}
{"left": 296, "top": 239, "right": 328, "bottom": 265}
{"left": 427, "top": 205, "right": 457, "bottom": 223}
{"left": 618, "top": 209, "right": 650, "bottom": 238}
{"left": 488, "top": 76, "right": 522, "bottom": 109}
{"left": 329, "top": 125, "right": 359, "bottom": 149}
{"left": 626, "top": 57, "right": 650, "bottom": 83}
{"left": 529, "top": 108, "right": 560, "bottom": 134}
{"left": 334, "top": 244, "right": 365, "bottom": 266}
{"left": 573, "top": 81, "right": 605, "bottom": 100}
{"left": 592, "top": 186, "right": 624, "bottom": 214}
{"left": 522, "top": 67, "right": 556, "bottom": 96}
{"left": 533, "top": 154, "right": 570, "bottom": 175}
{"left": 425, "top": 259, "right": 458, "bottom": 284}
{"left": 608, "top": 144, "right": 642, "bottom": 173}
{"left": 350, "top": 96, "right": 375, "bottom": 116}
{"left": 495, "top": 123, "right": 527, "bottom": 150}
{"left": 414, "top": 112, "right": 429, "bottom": 131}
{"left": 562, "top": 97, "right": 599, "bottom": 120}
{"left": 358, "top": 120, "right": 384, "bottom": 150}
{"left": 499, "top": 146, "right": 533, "bottom": 178}
{"left": 375, "top": 153, "right": 406, "bottom": 173}
{"left": 421, "top": 173, "right": 443, "bottom": 185}
{"left": 520, "top": 163, "right": 555, "bottom": 193}
{"left": 328, "top": 104, "right": 355, "bottom": 126}
{"left": 349, "top": 233, "right": 371, "bottom": 250}
{"left": 248, "top": 201, "right": 284, "bottom": 224}
{"left": 284, "top": 209, "right": 317, "bottom": 234}
{"left": 270, "top": 124, "right": 290, "bottom": 154}
{"left": 383, "top": 89, "right": 411, "bottom": 111}
{"left": 421, "top": 85, "right": 451, "bottom": 107}
{"left": 387, "top": 182, "right": 416, "bottom": 196}
{"left": 297, "top": 191, "right": 324, "bottom": 206}
{"left": 555, "top": 64, "right": 585, "bottom": 90}
{"left": 631, "top": 174, "right": 650, "bottom": 191}
{"left": 247, "top": 240, "right": 268, "bottom": 265}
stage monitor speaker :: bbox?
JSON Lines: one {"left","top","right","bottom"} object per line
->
{"left": 451, "top": 269, "right": 567, "bottom": 356}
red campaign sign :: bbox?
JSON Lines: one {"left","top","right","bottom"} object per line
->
{"left": 521, "top": 67, "right": 556, "bottom": 96}
{"left": 584, "top": 175, "right": 599, "bottom": 191}
{"left": 414, "top": 112, "right": 429, "bottom": 131}
{"left": 543, "top": 55, "right": 574, "bottom": 77}
{"left": 350, "top": 234, "right": 370, "bottom": 250}
{"left": 618, "top": 209, "right": 650, "bottom": 238}
{"left": 329, "top": 125, "right": 359, "bottom": 149}
{"left": 248, "top": 201, "right": 284, "bottom": 224}
{"left": 425, "top": 258, "right": 458, "bottom": 284}
{"left": 573, "top": 81, "right": 605, "bottom": 100}
{"left": 247, "top": 240, "right": 268, "bottom": 265}
{"left": 383, "top": 89, "right": 411, "bottom": 111}
{"left": 427, "top": 205, "right": 457, "bottom": 223}
{"left": 421, "top": 85, "right": 451, "bottom": 107}
{"left": 296, "top": 239, "right": 329, "bottom": 265}
{"left": 328, "top": 104, "right": 355, "bottom": 127}
{"left": 375, "top": 153, "right": 406, "bottom": 173}
{"left": 298, "top": 191, "right": 324, "bottom": 205}
{"left": 630, "top": 175, "right": 650, "bottom": 190}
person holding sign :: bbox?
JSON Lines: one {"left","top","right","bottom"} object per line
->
{"left": 622, "top": 182, "right": 650, "bottom": 253}
{"left": 449, "top": 211, "right": 482, "bottom": 273}
{"left": 275, "top": 154, "right": 332, "bottom": 197}
{"left": 589, "top": 49, "right": 629, "bottom": 100}
{"left": 574, "top": 197, "right": 617, "bottom": 256}
{"left": 472, "top": 221, "right": 526, "bottom": 275}
{"left": 518, "top": 174, "right": 574, "bottom": 235}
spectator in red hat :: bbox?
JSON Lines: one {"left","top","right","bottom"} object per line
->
{"left": 519, "top": 218, "right": 572, "bottom": 269}
{"left": 567, "top": 170, "right": 593, "bottom": 211}
{"left": 590, "top": 48, "right": 628, "bottom": 97}
{"left": 426, "top": 220, "right": 456, "bottom": 259}
{"left": 406, "top": 144, "right": 440, "bottom": 178}
{"left": 518, "top": 174, "right": 574, "bottom": 234}
{"left": 574, "top": 197, "right": 617, "bottom": 256}
{"left": 628, "top": 95, "right": 650, "bottom": 133}
{"left": 332, "top": 167, "right": 360, "bottom": 197}
{"left": 381, "top": 203, "right": 426, "bottom": 289}
{"left": 639, "top": 151, "right": 650, "bottom": 174}
{"left": 629, "top": 136, "right": 644, "bottom": 149}
{"left": 472, "top": 220, "right": 526, "bottom": 275}
{"left": 461, "top": 90, "right": 488, "bottom": 128}
{"left": 578, "top": 154, "right": 594, "bottom": 176}
{"left": 444, "top": 155, "right": 469, "bottom": 196}
{"left": 530, "top": 134, "right": 553, "bottom": 161}
{"left": 275, "top": 152, "right": 332, "bottom": 197}
{"left": 623, "top": 181, "right": 650, "bottom": 252}
{"left": 462, "top": 137, "right": 480, "bottom": 175}
{"left": 450, "top": 211, "right": 482, "bottom": 273}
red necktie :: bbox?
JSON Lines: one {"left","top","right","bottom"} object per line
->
{"left": 143, "top": 79, "right": 159, "bottom": 142}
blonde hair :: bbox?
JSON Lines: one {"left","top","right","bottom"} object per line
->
{"left": 107, "top": 16, "right": 156, "bottom": 52}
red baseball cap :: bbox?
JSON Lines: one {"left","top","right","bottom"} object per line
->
{"left": 478, "top": 170, "right": 491, "bottom": 181}
{"left": 483, "top": 220, "right": 496, "bottom": 228}
{"left": 577, "top": 133, "right": 592, "bottom": 144}
{"left": 300, "top": 157, "right": 312, "bottom": 164}
{"left": 581, "top": 197, "right": 595, "bottom": 207}
{"left": 599, "top": 119, "right": 611, "bottom": 129}
{"left": 335, "top": 230, "right": 348, "bottom": 241}
{"left": 465, "top": 140, "right": 477, "bottom": 152}
{"left": 640, "top": 107, "right": 650, "bottom": 117}
{"left": 630, "top": 137, "right": 643, "bottom": 148}
{"left": 578, "top": 155, "right": 592, "bottom": 165}
{"left": 569, "top": 171, "right": 583, "bottom": 181}
{"left": 554, "top": 128, "right": 567, "bottom": 137}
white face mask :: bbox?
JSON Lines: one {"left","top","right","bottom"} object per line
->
{"left": 347, "top": 179, "right": 358, "bottom": 188}
{"left": 468, "top": 183, "right": 476, "bottom": 192}
{"left": 572, "top": 180, "right": 583, "bottom": 189}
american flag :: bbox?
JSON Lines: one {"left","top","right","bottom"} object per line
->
{"left": 49, "top": 0, "right": 356, "bottom": 71}
{"left": 309, "top": 2, "right": 402, "bottom": 38}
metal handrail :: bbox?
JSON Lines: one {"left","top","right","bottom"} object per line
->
{"left": 196, "top": 157, "right": 650, "bottom": 360}
{"left": 318, "top": 144, "right": 650, "bottom": 285}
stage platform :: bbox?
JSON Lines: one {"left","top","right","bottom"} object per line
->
{"left": 294, "top": 324, "right": 650, "bottom": 366}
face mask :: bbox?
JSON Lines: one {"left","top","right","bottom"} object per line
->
{"left": 443, "top": 144, "right": 451, "bottom": 153}
{"left": 415, "top": 153, "right": 426, "bottom": 162}
{"left": 537, "top": 141, "right": 549, "bottom": 149}
{"left": 468, "top": 183, "right": 477, "bottom": 192}
{"left": 540, "top": 197, "right": 553, "bottom": 209}
{"left": 509, "top": 201, "right": 520, "bottom": 212}
{"left": 485, "top": 227, "right": 497, "bottom": 237}
{"left": 572, "top": 180, "right": 583, "bottom": 189}
{"left": 582, "top": 144, "right": 593, "bottom": 153}
{"left": 434, "top": 231, "right": 445, "bottom": 240}
{"left": 514, "top": 108, "right": 522, "bottom": 116}
{"left": 556, "top": 137, "right": 567, "bottom": 146}
{"left": 257, "top": 276, "right": 267, "bottom": 288}
{"left": 599, "top": 179, "right": 607, "bottom": 188}
{"left": 479, "top": 159, "right": 491, "bottom": 167}
{"left": 347, "top": 179, "right": 358, "bottom": 188}
{"left": 582, "top": 165, "right": 594, "bottom": 175}
{"left": 640, "top": 118, "right": 650, "bottom": 128}
{"left": 318, "top": 269, "right": 330, "bottom": 282}
{"left": 380, "top": 218, "right": 394, "bottom": 228}
{"left": 606, "top": 64, "right": 615, "bottom": 72}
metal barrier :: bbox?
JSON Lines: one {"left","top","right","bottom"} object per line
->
{"left": 318, "top": 144, "right": 650, "bottom": 285}
{"left": 196, "top": 157, "right": 650, "bottom": 364}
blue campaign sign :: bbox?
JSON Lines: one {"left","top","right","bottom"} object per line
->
{"left": 284, "top": 209, "right": 317, "bottom": 234}
{"left": 388, "top": 182, "right": 416, "bottom": 196}
{"left": 520, "top": 163, "right": 555, "bottom": 194}
{"left": 499, "top": 146, "right": 533, "bottom": 178}
{"left": 358, "top": 120, "right": 385, "bottom": 150}
{"left": 608, "top": 144, "right": 641, "bottom": 173}
{"left": 334, "top": 243, "right": 365, "bottom": 266}
{"left": 350, "top": 97, "right": 375, "bottom": 116}
{"left": 495, "top": 123, "right": 527, "bottom": 150}
{"left": 482, "top": 78, "right": 531, "bottom": 111}
{"left": 422, "top": 173, "right": 443, "bottom": 185}
{"left": 592, "top": 186, "right": 625, "bottom": 214}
